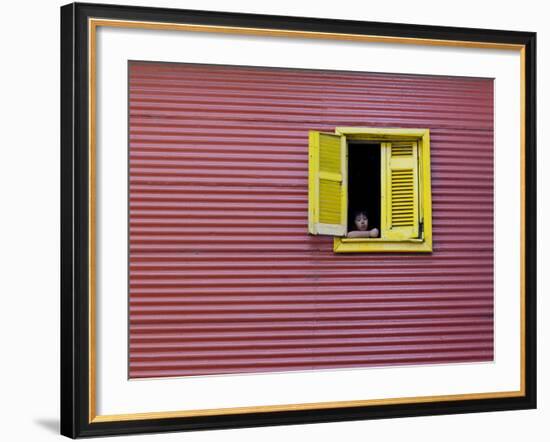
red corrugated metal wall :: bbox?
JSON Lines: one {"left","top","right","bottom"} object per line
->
{"left": 128, "top": 62, "right": 494, "bottom": 379}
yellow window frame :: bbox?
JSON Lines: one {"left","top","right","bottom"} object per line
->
{"left": 332, "top": 127, "right": 432, "bottom": 253}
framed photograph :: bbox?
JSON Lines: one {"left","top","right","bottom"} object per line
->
{"left": 60, "top": 2, "right": 536, "bottom": 438}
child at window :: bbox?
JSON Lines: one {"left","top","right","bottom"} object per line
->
{"left": 347, "top": 211, "right": 379, "bottom": 238}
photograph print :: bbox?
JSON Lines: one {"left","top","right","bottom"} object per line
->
{"left": 128, "top": 61, "right": 494, "bottom": 379}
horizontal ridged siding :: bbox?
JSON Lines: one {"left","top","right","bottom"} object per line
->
{"left": 128, "top": 62, "right": 494, "bottom": 378}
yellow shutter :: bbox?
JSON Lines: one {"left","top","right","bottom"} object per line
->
{"left": 381, "top": 141, "right": 420, "bottom": 240}
{"left": 308, "top": 131, "right": 347, "bottom": 236}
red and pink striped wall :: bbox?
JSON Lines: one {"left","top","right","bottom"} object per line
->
{"left": 128, "top": 62, "right": 494, "bottom": 379}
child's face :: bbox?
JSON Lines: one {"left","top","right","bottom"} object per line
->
{"left": 354, "top": 213, "right": 369, "bottom": 231}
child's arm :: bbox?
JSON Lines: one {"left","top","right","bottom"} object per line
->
{"left": 347, "top": 229, "right": 379, "bottom": 238}
{"left": 347, "top": 230, "right": 372, "bottom": 238}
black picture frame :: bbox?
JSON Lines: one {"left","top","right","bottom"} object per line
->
{"left": 60, "top": 2, "right": 536, "bottom": 438}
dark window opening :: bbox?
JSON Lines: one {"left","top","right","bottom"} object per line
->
{"left": 347, "top": 143, "right": 381, "bottom": 236}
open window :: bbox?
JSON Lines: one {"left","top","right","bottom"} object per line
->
{"left": 308, "top": 128, "right": 432, "bottom": 253}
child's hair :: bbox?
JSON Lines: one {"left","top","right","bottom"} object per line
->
{"left": 354, "top": 210, "right": 368, "bottom": 219}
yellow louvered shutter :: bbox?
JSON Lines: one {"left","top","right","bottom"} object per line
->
{"left": 308, "top": 131, "right": 347, "bottom": 236}
{"left": 381, "top": 141, "right": 420, "bottom": 240}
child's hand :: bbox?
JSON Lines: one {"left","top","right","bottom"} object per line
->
{"left": 369, "top": 228, "right": 379, "bottom": 238}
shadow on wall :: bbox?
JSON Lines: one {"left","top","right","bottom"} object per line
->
{"left": 33, "top": 418, "right": 58, "bottom": 434}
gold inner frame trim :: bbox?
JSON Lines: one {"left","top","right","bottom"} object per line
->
{"left": 90, "top": 18, "right": 525, "bottom": 50}
{"left": 91, "top": 391, "right": 524, "bottom": 423}
{"left": 88, "top": 17, "right": 527, "bottom": 423}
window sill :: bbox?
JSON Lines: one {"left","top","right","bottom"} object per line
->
{"left": 334, "top": 237, "right": 433, "bottom": 253}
